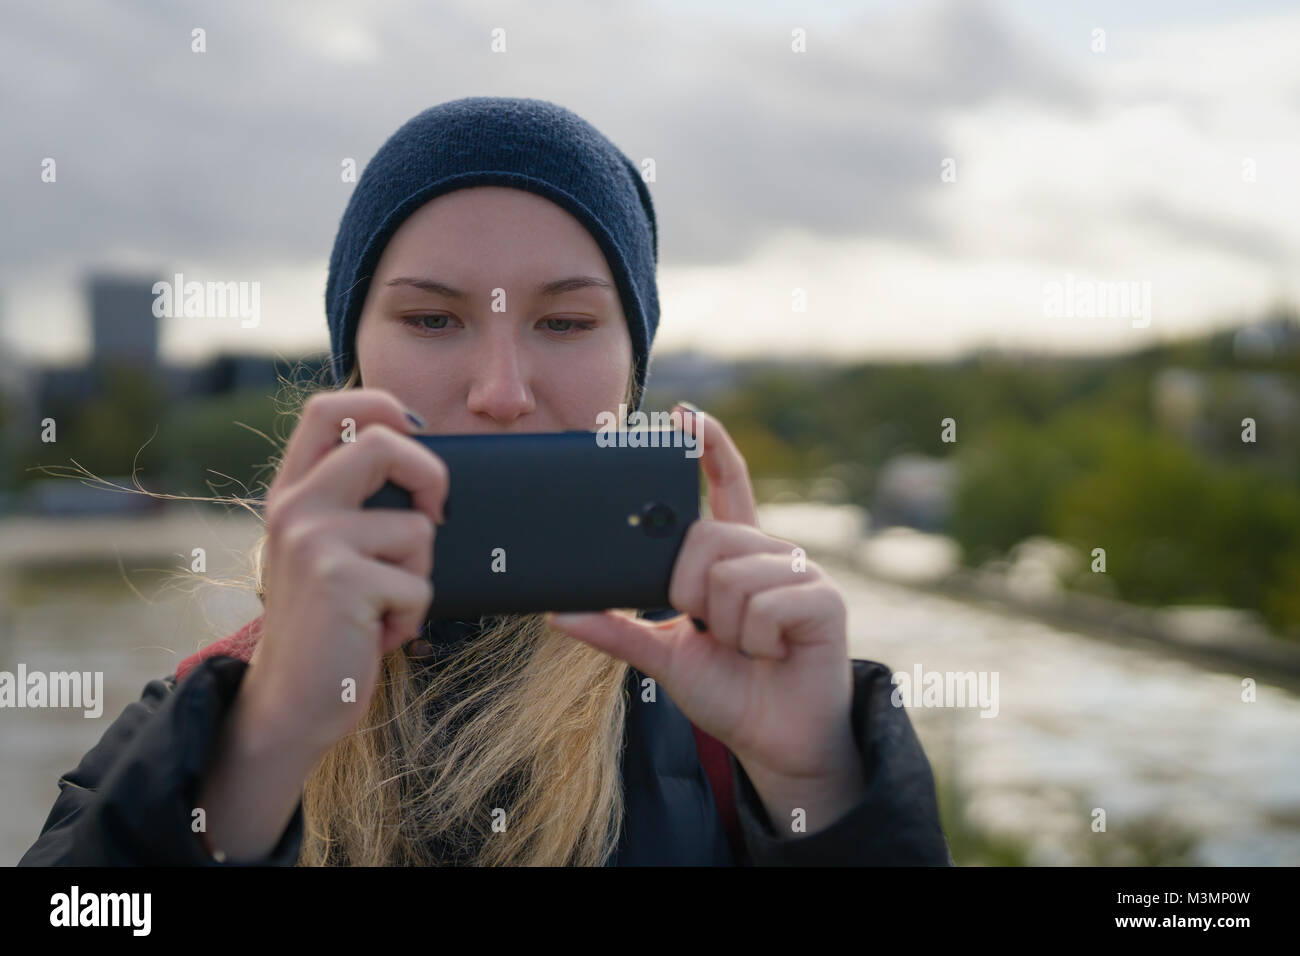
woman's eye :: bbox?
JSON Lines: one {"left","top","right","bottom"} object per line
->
{"left": 401, "top": 314, "right": 453, "bottom": 333}
{"left": 542, "top": 318, "right": 597, "bottom": 335}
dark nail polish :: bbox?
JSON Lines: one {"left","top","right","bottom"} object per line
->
{"left": 406, "top": 638, "right": 435, "bottom": 659}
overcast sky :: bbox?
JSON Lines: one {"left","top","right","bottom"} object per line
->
{"left": 2, "top": 0, "right": 1298, "bottom": 367}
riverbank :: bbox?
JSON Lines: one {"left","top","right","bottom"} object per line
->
{"left": 752, "top": 503, "right": 1300, "bottom": 692}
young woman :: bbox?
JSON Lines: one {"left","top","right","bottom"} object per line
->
{"left": 20, "top": 97, "right": 952, "bottom": 866}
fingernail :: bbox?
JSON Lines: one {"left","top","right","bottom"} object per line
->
{"left": 676, "top": 401, "right": 701, "bottom": 417}
{"left": 406, "top": 638, "right": 435, "bottom": 659}
{"left": 404, "top": 408, "right": 426, "bottom": 429}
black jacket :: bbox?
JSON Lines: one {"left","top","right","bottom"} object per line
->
{"left": 19, "top": 615, "right": 953, "bottom": 866}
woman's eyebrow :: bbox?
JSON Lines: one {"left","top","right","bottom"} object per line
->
{"left": 383, "top": 276, "right": 614, "bottom": 298}
{"left": 538, "top": 276, "right": 615, "bottom": 296}
{"left": 385, "top": 276, "right": 466, "bottom": 298}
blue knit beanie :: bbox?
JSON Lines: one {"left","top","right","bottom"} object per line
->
{"left": 325, "top": 96, "right": 659, "bottom": 409}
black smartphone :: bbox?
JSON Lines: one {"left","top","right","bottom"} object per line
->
{"left": 361, "top": 429, "right": 700, "bottom": 619}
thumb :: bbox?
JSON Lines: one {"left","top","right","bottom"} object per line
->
{"left": 546, "top": 610, "right": 677, "bottom": 679}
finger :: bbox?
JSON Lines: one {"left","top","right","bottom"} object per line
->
{"left": 350, "top": 557, "right": 436, "bottom": 654}
{"left": 276, "top": 423, "right": 449, "bottom": 530}
{"left": 668, "top": 519, "right": 796, "bottom": 625}
{"left": 266, "top": 509, "right": 429, "bottom": 601}
{"left": 546, "top": 609, "right": 687, "bottom": 681}
{"left": 739, "top": 582, "right": 844, "bottom": 659}
{"left": 672, "top": 405, "right": 759, "bottom": 528}
{"left": 276, "top": 389, "right": 422, "bottom": 489}
{"left": 705, "top": 552, "right": 820, "bottom": 656}
{"left": 314, "top": 509, "right": 436, "bottom": 582}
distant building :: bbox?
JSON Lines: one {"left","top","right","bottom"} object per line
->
{"left": 24, "top": 270, "right": 323, "bottom": 410}
{"left": 87, "top": 273, "right": 159, "bottom": 371}
{"left": 35, "top": 364, "right": 101, "bottom": 411}
{"left": 159, "top": 353, "right": 310, "bottom": 400}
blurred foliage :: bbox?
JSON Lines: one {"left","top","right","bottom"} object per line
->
{"left": 706, "top": 316, "right": 1300, "bottom": 638}
{"left": 16, "top": 368, "right": 286, "bottom": 502}
{"left": 934, "top": 766, "right": 1200, "bottom": 866}
{"left": 934, "top": 766, "right": 1032, "bottom": 866}
{"left": 154, "top": 388, "right": 285, "bottom": 498}
{"left": 40, "top": 363, "right": 168, "bottom": 483}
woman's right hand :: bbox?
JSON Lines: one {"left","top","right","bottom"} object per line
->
{"left": 242, "top": 388, "right": 448, "bottom": 758}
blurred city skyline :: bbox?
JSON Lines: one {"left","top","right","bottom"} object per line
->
{"left": 3, "top": 0, "right": 1299, "bottom": 367}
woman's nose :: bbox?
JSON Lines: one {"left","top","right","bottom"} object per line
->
{"left": 465, "top": 341, "right": 534, "bottom": 422}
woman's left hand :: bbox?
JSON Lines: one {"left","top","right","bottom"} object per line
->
{"left": 547, "top": 404, "right": 866, "bottom": 836}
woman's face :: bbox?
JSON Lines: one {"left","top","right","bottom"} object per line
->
{"left": 355, "top": 186, "right": 634, "bottom": 434}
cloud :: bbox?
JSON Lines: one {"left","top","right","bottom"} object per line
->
{"left": 1, "top": 0, "right": 1297, "bottom": 362}
{"left": 0, "top": 0, "right": 1093, "bottom": 279}
{"left": 1127, "top": 197, "right": 1293, "bottom": 268}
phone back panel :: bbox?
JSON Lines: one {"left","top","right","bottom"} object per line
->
{"left": 362, "top": 429, "right": 700, "bottom": 619}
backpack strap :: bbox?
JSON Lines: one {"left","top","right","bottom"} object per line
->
{"left": 690, "top": 722, "right": 743, "bottom": 863}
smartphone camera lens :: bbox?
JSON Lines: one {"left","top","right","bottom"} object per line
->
{"left": 640, "top": 502, "right": 676, "bottom": 538}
